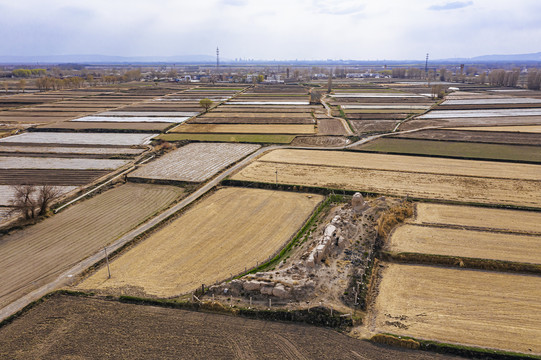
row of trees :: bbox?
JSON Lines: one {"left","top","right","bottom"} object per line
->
{"left": 12, "top": 68, "right": 46, "bottom": 78}
{"left": 487, "top": 69, "right": 520, "bottom": 87}
{"left": 527, "top": 70, "right": 541, "bottom": 90}
{"left": 36, "top": 76, "right": 85, "bottom": 91}
{"left": 9, "top": 185, "right": 60, "bottom": 220}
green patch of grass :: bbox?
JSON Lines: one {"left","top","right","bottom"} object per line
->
{"left": 157, "top": 133, "right": 296, "bottom": 144}
{"left": 353, "top": 138, "right": 541, "bottom": 163}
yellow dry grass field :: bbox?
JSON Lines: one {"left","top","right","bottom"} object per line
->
{"left": 77, "top": 187, "right": 323, "bottom": 297}
{"left": 256, "top": 149, "right": 541, "bottom": 180}
{"left": 169, "top": 123, "right": 316, "bottom": 134}
{"left": 231, "top": 162, "right": 541, "bottom": 208}
{"left": 444, "top": 125, "right": 541, "bottom": 133}
{"left": 411, "top": 203, "right": 541, "bottom": 234}
{"left": 372, "top": 263, "right": 541, "bottom": 355}
{"left": 387, "top": 225, "right": 541, "bottom": 264}
{"left": 0, "top": 183, "right": 184, "bottom": 309}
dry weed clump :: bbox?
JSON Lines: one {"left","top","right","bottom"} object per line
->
{"left": 377, "top": 201, "right": 414, "bottom": 239}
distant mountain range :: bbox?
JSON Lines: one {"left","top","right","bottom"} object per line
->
{"left": 442, "top": 52, "right": 541, "bottom": 62}
{"left": 0, "top": 52, "right": 540, "bottom": 64}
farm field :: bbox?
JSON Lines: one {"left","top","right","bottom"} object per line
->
{"left": 77, "top": 187, "right": 324, "bottom": 298}
{"left": 72, "top": 116, "right": 189, "bottom": 123}
{"left": 419, "top": 108, "right": 541, "bottom": 119}
{"left": 38, "top": 121, "right": 172, "bottom": 132}
{"left": 444, "top": 125, "right": 541, "bottom": 133}
{"left": 129, "top": 143, "right": 260, "bottom": 182}
{"left": 0, "top": 169, "right": 111, "bottom": 186}
{"left": 0, "top": 183, "right": 184, "bottom": 310}
{"left": 251, "top": 149, "right": 541, "bottom": 180}
{"left": 351, "top": 138, "right": 541, "bottom": 162}
{"left": 0, "top": 132, "right": 156, "bottom": 146}
{"left": 317, "top": 119, "right": 349, "bottom": 135}
{"left": 157, "top": 133, "right": 296, "bottom": 144}
{"left": 411, "top": 203, "right": 541, "bottom": 233}
{"left": 372, "top": 263, "right": 541, "bottom": 355}
{"left": 392, "top": 129, "right": 541, "bottom": 145}
{"left": 387, "top": 225, "right": 541, "bottom": 264}
{"left": 231, "top": 150, "right": 541, "bottom": 207}
{"left": 0, "top": 156, "right": 129, "bottom": 170}
{"left": 0, "top": 295, "right": 452, "bottom": 360}
{"left": 0, "top": 145, "right": 144, "bottom": 156}
{"left": 169, "top": 123, "right": 316, "bottom": 134}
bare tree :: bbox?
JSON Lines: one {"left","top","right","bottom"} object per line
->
{"left": 310, "top": 90, "right": 322, "bottom": 105}
{"left": 9, "top": 185, "right": 37, "bottom": 219}
{"left": 37, "top": 185, "right": 61, "bottom": 216}
{"left": 8, "top": 184, "right": 61, "bottom": 219}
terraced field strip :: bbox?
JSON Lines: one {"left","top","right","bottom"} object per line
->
{"left": 0, "top": 132, "right": 156, "bottom": 146}
{"left": 0, "top": 185, "right": 77, "bottom": 206}
{"left": 254, "top": 149, "right": 541, "bottom": 180}
{"left": 98, "top": 111, "right": 199, "bottom": 117}
{"left": 0, "top": 169, "right": 110, "bottom": 186}
{"left": 226, "top": 101, "right": 310, "bottom": 105}
{"left": 157, "top": 133, "right": 296, "bottom": 144}
{"left": 77, "top": 188, "right": 324, "bottom": 298}
{"left": 0, "top": 157, "right": 129, "bottom": 170}
{"left": 420, "top": 109, "right": 541, "bottom": 119}
{"left": 373, "top": 263, "right": 541, "bottom": 355}
{"left": 0, "top": 145, "right": 144, "bottom": 156}
{"left": 129, "top": 142, "right": 260, "bottom": 182}
{"left": 444, "top": 125, "right": 541, "bottom": 133}
{"left": 231, "top": 152, "right": 541, "bottom": 208}
{"left": 0, "top": 183, "right": 184, "bottom": 309}
{"left": 0, "top": 295, "right": 448, "bottom": 360}
{"left": 442, "top": 98, "right": 541, "bottom": 105}
{"left": 169, "top": 124, "right": 316, "bottom": 134}
{"left": 38, "top": 122, "right": 172, "bottom": 132}
{"left": 411, "top": 203, "right": 541, "bottom": 233}
{"left": 72, "top": 116, "right": 189, "bottom": 123}
{"left": 388, "top": 225, "right": 541, "bottom": 264}
{"left": 392, "top": 129, "right": 541, "bottom": 145}
{"left": 342, "top": 105, "right": 430, "bottom": 110}
{"left": 331, "top": 93, "right": 425, "bottom": 98}
{"left": 352, "top": 138, "right": 541, "bottom": 162}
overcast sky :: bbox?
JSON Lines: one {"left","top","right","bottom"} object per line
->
{"left": 1, "top": 0, "right": 540, "bottom": 60}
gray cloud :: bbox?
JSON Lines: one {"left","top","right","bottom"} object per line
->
{"left": 429, "top": 1, "right": 473, "bottom": 11}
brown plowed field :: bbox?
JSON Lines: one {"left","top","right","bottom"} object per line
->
{"left": 0, "top": 169, "right": 110, "bottom": 185}
{"left": 350, "top": 120, "right": 398, "bottom": 133}
{"left": 411, "top": 203, "right": 541, "bottom": 233}
{"left": 77, "top": 188, "right": 323, "bottom": 298}
{"left": 0, "top": 183, "right": 184, "bottom": 309}
{"left": 372, "top": 263, "right": 541, "bottom": 355}
{"left": 290, "top": 136, "right": 350, "bottom": 147}
{"left": 387, "top": 225, "right": 541, "bottom": 264}
{"left": 0, "top": 295, "right": 454, "bottom": 360}
{"left": 317, "top": 119, "right": 349, "bottom": 135}
{"left": 392, "top": 129, "right": 541, "bottom": 146}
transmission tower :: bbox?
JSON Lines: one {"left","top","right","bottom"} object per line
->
{"left": 216, "top": 46, "right": 220, "bottom": 72}
{"left": 425, "top": 53, "right": 429, "bottom": 76}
